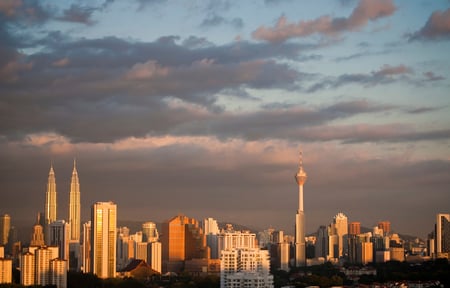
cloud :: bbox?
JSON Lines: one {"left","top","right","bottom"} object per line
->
{"left": 252, "top": 0, "right": 396, "bottom": 42}
{"left": 406, "top": 106, "right": 442, "bottom": 114}
{"left": 200, "top": 13, "right": 243, "bottom": 29}
{"left": 57, "top": 4, "right": 97, "bottom": 25}
{"left": 423, "top": 71, "right": 445, "bottom": 81}
{"left": 373, "top": 64, "right": 413, "bottom": 76}
{"left": 0, "top": 0, "right": 22, "bottom": 17}
{"left": 307, "top": 64, "right": 413, "bottom": 92}
{"left": 409, "top": 8, "right": 450, "bottom": 41}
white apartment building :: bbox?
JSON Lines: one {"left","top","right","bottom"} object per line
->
{"left": 220, "top": 248, "right": 273, "bottom": 288}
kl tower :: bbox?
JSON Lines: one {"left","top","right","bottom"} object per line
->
{"left": 295, "top": 150, "right": 307, "bottom": 267}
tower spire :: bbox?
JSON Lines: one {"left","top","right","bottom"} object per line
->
{"left": 69, "top": 158, "right": 81, "bottom": 242}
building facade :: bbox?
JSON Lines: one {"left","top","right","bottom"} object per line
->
{"left": 69, "top": 160, "right": 81, "bottom": 242}
{"left": 0, "top": 214, "right": 10, "bottom": 246}
{"left": 220, "top": 248, "right": 273, "bottom": 288}
{"left": 91, "top": 201, "right": 117, "bottom": 278}
{"left": 45, "top": 164, "right": 57, "bottom": 244}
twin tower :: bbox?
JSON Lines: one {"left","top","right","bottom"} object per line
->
{"left": 45, "top": 160, "right": 80, "bottom": 243}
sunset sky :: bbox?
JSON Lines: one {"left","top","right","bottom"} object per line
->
{"left": 1, "top": 0, "right": 449, "bottom": 239}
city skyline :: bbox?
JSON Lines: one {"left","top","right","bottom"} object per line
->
{"left": 0, "top": 0, "right": 449, "bottom": 240}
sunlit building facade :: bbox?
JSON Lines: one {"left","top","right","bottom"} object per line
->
{"left": 435, "top": 213, "right": 450, "bottom": 258}
{"left": 220, "top": 248, "right": 273, "bottom": 288}
{"left": 69, "top": 160, "right": 81, "bottom": 242}
{"left": 81, "top": 221, "right": 91, "bottom": 273}
{"left": 161, "top": 215, "right": 209, "bottom": 273}
{"left": 0, "top": 258, "right": 12, "bottom": 284}
{"left": 50, "top": 258, "right": 67, "bottom": 288}
{"left": 91, "top": 201, "right": 117, "bottom": 279}
{"left": 20, "top": 252, "right": 35, "bottom": 286}
{"left": 0, "top": 214, "right": 10, "bottom": 246}
{"left": 45, "top": 164, "right": 57, "bottom": 244}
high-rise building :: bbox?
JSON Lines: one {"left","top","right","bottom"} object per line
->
{"left": 220, "top": 248, "right": 273, "bottom": 288}
{"left": 203, "top": 218, "right": 219, "bottom": 259}
{"left": 45, "top": 164, "right": 57, "bottom": 243}
{"left": 35, "top": 246, "right": 58, "bottom": 286}
{"left": 69, "top": 160, "right": 81, "bottom": 242}
{"left": 315, "top": 225, "right": 328, "bottom": 259}
{"left": 218, "top": 229, "right": 257, "bottom": 253}
{"left": 142, "top": 222, "right": 159, "bottom": 243}
{"left": 20, "top": 252, "right": 35, "bottom": 286}
{"left": 0, "top": 258, "right": 12, "bottom": 284}
{"left": 91, "top": 201, "right": 117, "bottom": 279}
{"left": 294, "top": 150, "right": 307, "bottom": 267}
{"left": 0, "top": 214, "right": 10, "bottom": 246}
{"left": 331, "top": 212, "right": 348, "bottom": 259}
{"left": 378, "top": 221, "right": 391, "bottom": 236}
{"left": 81, "top": 221, "right": 91, "bottom": 273}
{"left": 148, "top": 241, "right": 162, "bottom": 273}
{"left": 49, "top": 220, "right": 70, "bottom": 261}
{"left": 435, "top": 213, "right": 450, "bottom": 257}
{"left": 349, "top": 222, "right": 361, "bottom": 236}
{"left": 50, "top": 259, "right": 67, "bottom": 288}
{"left": 161, "top": 215, "right": 209, "bottom": 273}
{"left": 30, "top": 215, "right": 45, "bottom": 247}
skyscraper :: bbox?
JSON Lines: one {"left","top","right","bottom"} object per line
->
{"left": 294, "top": 151, "right": 307, "bottom": 267}
{"left": 435, "top": 213, "right": 450, "bottom": 257}
{"left": 69, "top": 160, "right": 81, "bottom": 242}
{"left": 0, "top": 214, "right": 10, "bottom": 246}
{"left": 349, "top": 222, "right": 361, "bottom": 236}
{"left": 331, "top": 212, "right": 348, "bottom": 259}
{"left": 142, "top": 221, "right": 158, "bottom": 243}
{"left": 378, "top": 221, "right": 391, "bottom": 236}
{"left": 91, "top": 202, "right": 117, "bottom": 279}
{"left": 45, "top": 164, "right": 57, "bottom": 243}
{"left": 81, "top": 221, "right": 91, "bottom": 273}
{"left": 161, "top": 215, "right": 209, "bottom": 273}
{"left": 20, "top": 252, "right": 35, "bottom": 286}
{"left": 49, "top": 220, "right": 70, "bottom": 261}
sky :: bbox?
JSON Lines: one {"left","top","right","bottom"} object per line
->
{"left": 0, "top": 0, "right": 449, "bottom": 239}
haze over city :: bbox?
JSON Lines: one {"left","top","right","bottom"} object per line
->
{"left": 0, "top": 0, "right": 449, "bottom": 239}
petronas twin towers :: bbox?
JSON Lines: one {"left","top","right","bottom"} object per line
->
{"left": 44, "top": 160, "right": 80, "bottom": 242}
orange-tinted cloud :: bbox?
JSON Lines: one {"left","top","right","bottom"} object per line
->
{"left": 252, "top": 0, "right": 396, "bottom": 42}
{"left": 410, "top": 8, "right": 450, "bottom": 40}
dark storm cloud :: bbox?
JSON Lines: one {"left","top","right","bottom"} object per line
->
{"left": 252, "top": 0, "right": 396, "bottom": 42}
{"left": 409, "top": 8, "right": 450, "bottom": 41}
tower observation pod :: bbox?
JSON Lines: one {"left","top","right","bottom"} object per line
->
{"left": 295, "top": 151, "right": 307, "bottom": 267}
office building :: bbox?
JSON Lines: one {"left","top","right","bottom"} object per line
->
{"left": 330, "top": 212, "right": 348, "bottom": 259}
{"left": 50, "top": 258, "right": 67, "bottom": 288}
{"left": 294, "top": 151, "right": 307, "bottom": 267}
{"left": 20, "top": 252, "right": 35, "bottom": 286}
{"left": 0, "top": 258, "right": 12, "bottom": 284}
{"left": 35, "top": 246, "right": 58, "bottom": 286}
{"left": 435, "top": 213, "right": 450, "bottom": 257}
{"left": 0, "top": 214, "right": 10, "bottom": 246}
{"left": 315, "top": 225, "right": 328, "bottom": 259}
{"left": 45, "top": 164, "right": 57, "bottom": 243}
{"left": 161, "top": 215, "right": 209, "bottom": 273}
{"left": 203, "top": 218, "right": 219, "bottom": 259}
{"left": 81, "top": 221, "right": 91, "bottom": 273}
{"left": 378, "top": 221, "right": 391, "bottom": 236}
{"left": 349, "top": 222, "right": 361, "bottom": 236}
{"left": 148, "top": 241, "right": 162, "bottom": 273}
{"left": 142, "top": 222, "right": 159, "bottom": 243}
{"left": 69, "top": 160, "right": 81, "bottom": 242}
{"left": 220, "top": 248, "right": 273, "bottom": 288}
{"left": 91, "top": 201, "right": 117, "bottom": 278}
{"left": 49, "top": 220, "right": 70, "bottom": 261}
{"left": 135, "top": 242, "right": 148, "bottom": 262}
{"left": 30, "top": 217, "right": 45, "bottom": 247}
